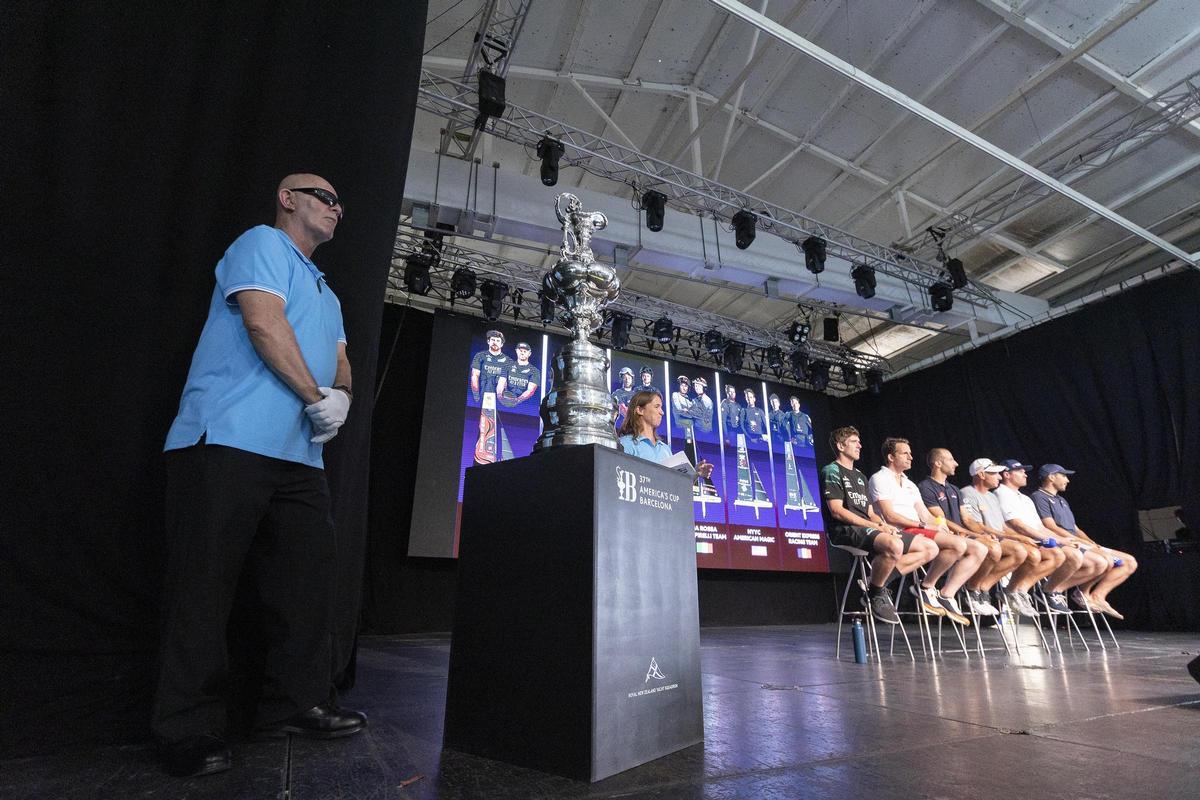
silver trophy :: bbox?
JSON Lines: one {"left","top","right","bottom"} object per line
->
{"left": 534, "top": 194, "right": 621, "bottom": 451}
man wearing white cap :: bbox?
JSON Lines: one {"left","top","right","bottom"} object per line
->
{"left": 960, "top": 458, "right": 1055, "bottom": 618}
{"left": 1034, "top": 465, "right": 1135, "bottom": 619}
{"left": 671, "top": 375, "right": 695, "bottom": 429}
{"left": 612, "top": 367, "right": 635, "bottom": 421}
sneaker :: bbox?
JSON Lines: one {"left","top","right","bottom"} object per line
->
{"left": 1069, "top": 588, "right": 1095, "bottom": 611}
{"left": 970, "top": 590, "right": 999, "bottom": 616}
{"left": 936, "top": 594, "right": 971, "bottom": 626}
{"left": 868, "top": 588, "right": 900, "bottom": 625}
{"left": 1046, "top": 592, "right": 1070, "bottom": 614}
{"left": 911, "top": 585, "right": 947, "bottom": 616}
{"left": 963, "top": 590, "right": 983, "bottom": 616}
{"left": 1008, "top": 590, "right": 1038, "bottom": 618}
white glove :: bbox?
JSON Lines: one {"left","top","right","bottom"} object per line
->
{"left": 310, "top": 426, "right": 339, "bottom": 444}
{"left": 305, "top": 387, "right": 350, "bottom": 441}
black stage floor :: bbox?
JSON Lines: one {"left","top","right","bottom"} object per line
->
{"left": 5, "top": 625, "right": 1199, "bottom": 799}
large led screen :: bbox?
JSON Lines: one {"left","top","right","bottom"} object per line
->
{"left": 409, "top": 311, "right": 829, "bottom": 572}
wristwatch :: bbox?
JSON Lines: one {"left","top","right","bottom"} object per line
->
{"left": 334, "top": 384, "right": 353, "bottom": 401}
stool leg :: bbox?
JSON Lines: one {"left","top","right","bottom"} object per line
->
{"left": 858, "top": 557, "right": 882, "bottom": 660}
{"left": 835, "top": 565, "right": 856, "bottom": 661}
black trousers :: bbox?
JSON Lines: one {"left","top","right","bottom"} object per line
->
{"left": 152, "top": 443, "right": 336, "bottom": 743}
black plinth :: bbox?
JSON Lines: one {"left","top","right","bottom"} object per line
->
{"left": 443, "top": 444, "right": 703, "bottom": 782}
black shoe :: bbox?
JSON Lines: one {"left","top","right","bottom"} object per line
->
{"left": 867, "top": 587, "right": 900, "bottom": 625}
{"left": 1045, "top": 592, "right": 1070, "bottom": 614}
{"left": 1189, "top": 655, "right": 1200, "bottom": 686}
{"left": 257, "top": 704, "right": 367, "bottom": 739}
{"left": 160, "top": 733, "right": 231, "bottom": 778}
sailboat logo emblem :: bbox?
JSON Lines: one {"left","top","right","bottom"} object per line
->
{"left": 645, "top": 657, "right": 666, "bottom": 682}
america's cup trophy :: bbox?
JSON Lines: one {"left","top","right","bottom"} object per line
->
{"left": 534, "top": 193, "right": 621, "bottom": 451}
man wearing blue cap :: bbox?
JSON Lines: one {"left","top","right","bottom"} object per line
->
{"left": 1034, "top": 465, "right": 1136, "bottom": 619}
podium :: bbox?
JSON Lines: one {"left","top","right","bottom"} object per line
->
{"left": 443, "top": 444, "right": 703, "bottom": 782}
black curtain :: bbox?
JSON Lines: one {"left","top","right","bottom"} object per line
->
{"left": 839, "top": 271, "right": 1200, "bottom": 629}
{"left": 362, "top": 304, "right": 460, "bottom": 634}
{"left": 1, "top": 2, "right": 427, "bottom": 756}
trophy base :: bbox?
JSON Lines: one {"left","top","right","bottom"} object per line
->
{"left": 534, "top": 335, "right": 618, "bottom": 452}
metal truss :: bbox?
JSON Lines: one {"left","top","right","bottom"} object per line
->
{"left": 437, "top": 0, "right": 532, "bottom": 161}
{"left": 387, "top": 226, "right": 888, "bottom": 395}
{"left": 901, "top": 69, "right": 1200, "bottom": 261}
{"left": 417, "top": 69, "right": 1016, "bottom": 312}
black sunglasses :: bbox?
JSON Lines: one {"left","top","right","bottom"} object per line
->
{"left": 287, "top": 186, "right": 344, "bottom": 216}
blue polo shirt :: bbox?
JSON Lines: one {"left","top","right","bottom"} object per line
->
{"left": 164, "top": 225, "right": 346, "bottom": 468}
{"left": 1033, "top": 489, "right": 1077, "bottom": 532}
{"left": 618, "top": 434, "right": 673, "bottom": 465}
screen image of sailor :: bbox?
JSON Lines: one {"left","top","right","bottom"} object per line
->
{"left": 765, "top": 383, "right": 828, "bottom": 571}
{"left": 609, "top": 353, "right": 665, "bottom": 433}
{"left": 458, "top": 325, "right": 559, "bottom": 503}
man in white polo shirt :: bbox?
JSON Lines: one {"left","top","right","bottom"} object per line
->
{"left": 868, "top": 437, "right": 979, "bottom": 625}
{"left": 994, "top": 459, "right": 1088, "bottom": 614}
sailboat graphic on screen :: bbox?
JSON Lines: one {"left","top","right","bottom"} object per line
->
{"left": 684, "top": 423, "right": 721, "bottom": 516}
{"left": 474, "top": 392, "right": 515, "bottom": 465}
{"left": 733, "top": 433, "right": 773, "bottom": 519}
{"left": 782, "top": 440, "right": 819, "bottom": 521}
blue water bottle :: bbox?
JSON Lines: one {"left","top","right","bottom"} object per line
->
{"left": 852, "top": 618, "right": 868, "bottom": 663}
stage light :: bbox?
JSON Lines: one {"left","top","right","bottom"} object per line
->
{"left": 704, "top": 329, "right": 724, "bottom": 354}
{"left": 475, "top": 70, "right": 506, "bottom": 130}
{"left": 841, "top": 363, "right": 858, "bottom": 387}
{"left": 802, "top": 236, "right": 826, "bottom": 274}
{"left": 851, "top": 263, "right": 876, "bottom": 299}
{"left": 765, "top": 346, "right": 784, "bottom": 370}
{"left": 722, "top": 340, "right": 745, "bottom": 373}
{"left": 652, "top": 316, "right": 674, "bottom": 344}
{"left": 866, "top": 369, "right": 884, "bottom": 395}
{"left": 809, "top": 361, "right": 830, "bottom": 392}
{"left": 539, "top": 291, "right": 556, "bottom": 325}
{"left": 641, "top": 190, "right": 667, "bottom": 232}
{"left": 790, "top": 349, "right": 809, "bottom": 378}
{"left": 823, "top": 316, "right": 839, "bottom": 342}
{"left": 945, "top": 257, "right": 968, "bottom": 289}
{"left": 403, "top": 254, "right": 432, "bottom": 296}
{"left": 732, "top": 210, "right": 757, "bottom": 250}
{"left": 929, "top": 282, "right": 953, "bottom": 312}
{"left": 610, "top": 312, "right": 632, "bottom": 348}
{"left": 787, "top": 319, "right": 810, "bottom": 343}
{"left": 537, "top": 137, "right": 565, "bottom": 186}
{"left": 451, "top": 266, "right": 476, "bottom": 300}
{"left": 480, "top": 279, "right": 508, "bottom": 321}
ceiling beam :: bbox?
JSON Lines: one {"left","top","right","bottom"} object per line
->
{"left": 665, "top": 3, "right": 806, "bottom": 164}
{"left": 977, "top": 152, "right": 1200, "bottom": 286}
{"left": 712, "top": 0, "right": 770, "bottom": 182}
{"left": 974, "top": 0, "right": 1200, "bottom": 138}
{"left": 703, "top": 0, "right": 1195, "bottom": 267}
{"left": 740, "top": 0, "right": 936, "bottom": 197}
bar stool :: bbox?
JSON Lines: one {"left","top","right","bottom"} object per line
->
{"left": 833, "top": 544, "right": 914, "bottom": 662}
{"left": 895, "top": 567, "right": 970, "bottom": 658}
{"left": 957, "top": 586, "right": 1012, "bottom": 657}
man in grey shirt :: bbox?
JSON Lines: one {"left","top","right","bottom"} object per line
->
{"left": 960, "top": 458, "right": 1058, "bottom": 617}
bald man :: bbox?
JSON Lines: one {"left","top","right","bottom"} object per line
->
{"left": 157, "top": 175, "right": 365, "bottom": 777}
